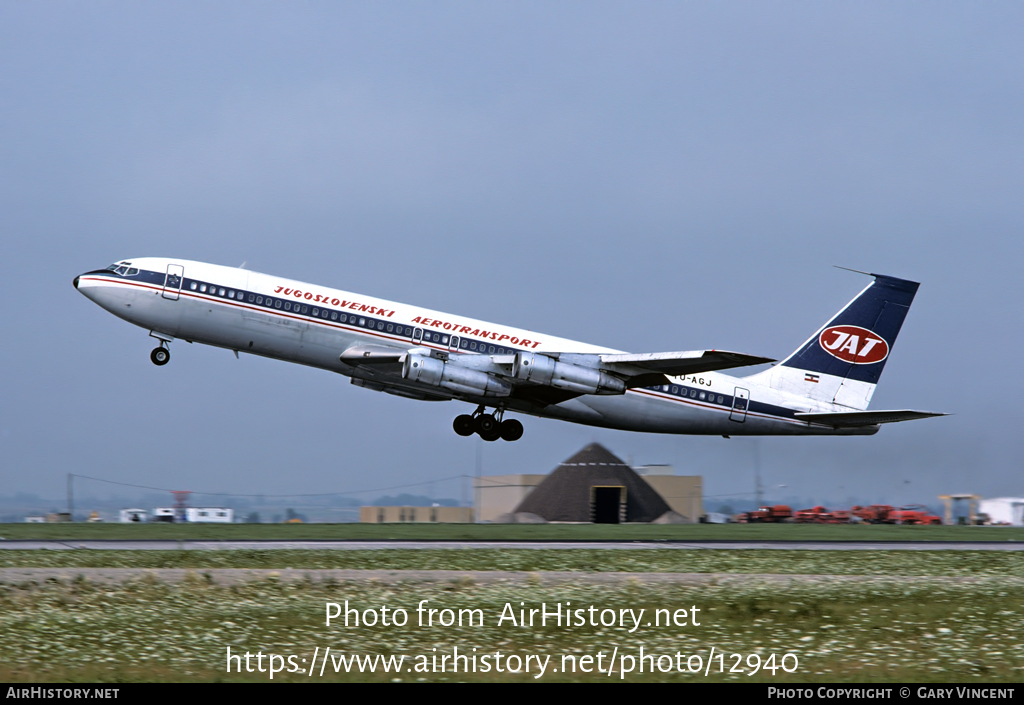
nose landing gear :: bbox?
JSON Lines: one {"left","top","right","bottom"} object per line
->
{"left": 150, "top": 346, "right": 170, "bottom": 366}
{"left": 452, "top": 407, "right": 524, "bottom": 442}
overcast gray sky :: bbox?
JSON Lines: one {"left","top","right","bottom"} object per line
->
{"left": 1, "top": 2, "right": 1022, "bottom": 509}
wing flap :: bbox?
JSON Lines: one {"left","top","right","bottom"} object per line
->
{"left": 794, "top": 410, "right": 948, "bottom": 427}
{"left": 599, "top": 350, "right": 775, "bottom": 378}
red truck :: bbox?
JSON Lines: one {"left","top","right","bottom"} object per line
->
{"left": 851, "top": 505, "right": 896, "bottom": 523}
{"left": 738, "top": 505, "right": 794, "bottom": 523}
{"left": 794, "top": 506, "right": 851, "bottom": 524}
{"left": 885, "top": 505, "right": 943, "bottom": 525}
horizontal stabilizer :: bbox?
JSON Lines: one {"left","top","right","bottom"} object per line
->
{"left": 600, "top": 350, "right": 775, "bottom": 378}
{"left": 794, "top": 410, "right": 948, "bottom": 427}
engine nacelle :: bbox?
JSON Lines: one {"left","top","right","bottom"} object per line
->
{"left": 513, "top": 352, "right": 625, "bottom": 395}
{"left": 403, "top": 354, "right": 512, "bottom": 398}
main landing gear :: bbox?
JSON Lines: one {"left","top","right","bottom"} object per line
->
{"left": 453, "top": 407, "right": 524, "bottom": 442}
{"left": 150, "top": 345, "right": 170, "bottom": 366}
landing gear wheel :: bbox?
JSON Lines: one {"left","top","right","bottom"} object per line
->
{"left": 499, "top": 419, "right": 524, "bottom": 442}
{"left": 150, "top": 347, "right": 170, "bottom": 366}
{"left": 475, "top": 414, "right": 498, "bottom": 435}
{"left": 453, "top": 415, "right": 476, "bottom": 437}
{"left": 479, "top": 427, "right": 501, "bottom": 442}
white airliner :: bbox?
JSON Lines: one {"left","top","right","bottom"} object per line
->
{"left": 74, "top": 259, "right": 944, "bottom": 442}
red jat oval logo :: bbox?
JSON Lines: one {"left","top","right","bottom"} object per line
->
{"left": 818, "top": 325, "right": 889, "bottom": 364}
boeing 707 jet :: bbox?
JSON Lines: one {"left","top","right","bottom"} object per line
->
{"left": 74, "top": 259, "right": 943, "bottom": 442}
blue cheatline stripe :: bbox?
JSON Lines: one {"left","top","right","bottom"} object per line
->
{"left": 81, "top": 270, "right": 534, "bottom": 356}
{"left": 632, "top": 386, "right": 803, "bottom": 425}
{"left": 84, "top": 270, "right": 807, "bottom": 424}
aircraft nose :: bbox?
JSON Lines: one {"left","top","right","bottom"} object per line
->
{"left": 73, "top": 276, "right": 80, "bottom": 289}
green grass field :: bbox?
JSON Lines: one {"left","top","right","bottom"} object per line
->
{"left": 2, "top": 549, "right": 1024, "bottom": 684}
{"left": 1, "top": 549, "right": 1022, "bottom": 682}
{"left": 3, "top": 522, "right": 1023, "bottom": 541}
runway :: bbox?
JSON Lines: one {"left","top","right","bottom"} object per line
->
{"left": 2, "top": 567, "right": 1021, "bottom": 585}
{"left": 1, "top": 540, "right": 1023, "bottom": 551}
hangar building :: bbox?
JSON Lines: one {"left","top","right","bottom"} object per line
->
{"left": 979, "top": 497, "right": 1024, "bottom": 526}
{"left": 477, "top": 443, "right": 703, "bottom": 524}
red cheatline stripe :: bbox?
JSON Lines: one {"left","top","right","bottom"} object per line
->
{"left": 78, "top": 276, "right": 447, "bottom": 351}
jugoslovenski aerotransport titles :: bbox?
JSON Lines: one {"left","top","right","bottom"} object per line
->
{"left": 74, "top": 259, "right": 945, "bottom": 442}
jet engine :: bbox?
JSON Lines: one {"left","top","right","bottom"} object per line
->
{"left": 403, "top": 354, "right": 512, "bottom": 397}
{"left": 512, "top": 352, "right": 625, "bottom": 395}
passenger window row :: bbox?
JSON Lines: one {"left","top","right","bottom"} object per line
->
{"left": 184, "top": 279, "right": 518, "bottom": 356}
{"left": 461, "top": 338, "right": 511, "bottom": 355}
{"left": 657, "top": 383, "right": 731, "bottom": 406}
{"left": 189, "top": 281, "right": 244, "bottom": 300}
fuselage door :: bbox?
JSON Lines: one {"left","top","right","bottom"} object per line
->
{"left": 729, "top": 387, "right": 750, "bottom": 423}
{"left": 162, "top": 264, "right": 184, "bottom": 300}
{"left": 412, "top": 327, "right": 423, "bottom": 345}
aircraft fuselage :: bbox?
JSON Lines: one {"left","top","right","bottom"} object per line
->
{"left": 75, "top": 257, "right": 882, "bottom": 439}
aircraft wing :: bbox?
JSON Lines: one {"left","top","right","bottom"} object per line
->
{"left": 794, "top": 410, "right": 948, "bottom": 427}
{"left": 596, "top": 350, "right": 775, "bottom": 387}
{"left": 340, "top": 344, "right": 774, "bottom": 402}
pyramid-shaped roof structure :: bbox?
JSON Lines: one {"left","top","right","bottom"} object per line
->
{"left": 513, "top": 443, "right": 671, "bottom": 522}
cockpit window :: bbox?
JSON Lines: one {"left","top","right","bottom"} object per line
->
{"left": 126, "top": 268, "right": 139, "bottom": 276}
{"left": 105, "top": 265, "right": 119, "bottom": 271}
{"left": 115, "top": 266, "right": 129, "bottom": 275}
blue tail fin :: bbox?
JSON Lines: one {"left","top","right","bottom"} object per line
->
{"left": 747, "top": 273, "right": 919, "bottom": 410}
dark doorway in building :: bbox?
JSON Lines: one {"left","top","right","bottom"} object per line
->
{"left": 592, "top": 486, "right": 624, "bottom": 524}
